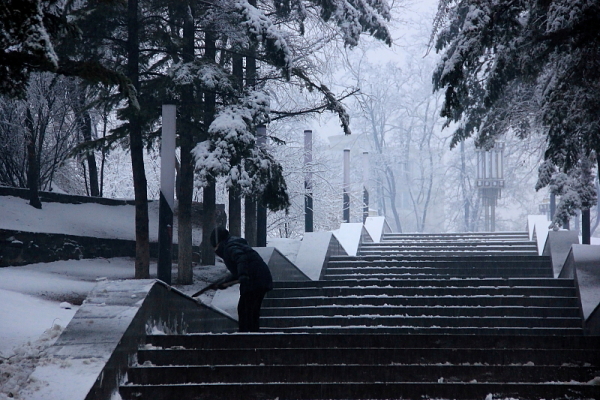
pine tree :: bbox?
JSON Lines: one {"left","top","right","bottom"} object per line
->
{"left": 432, "top": 0, "right": 600, "bottom": 237}
{"left": 0, "top": 0, "right": 58, "bottom": 98}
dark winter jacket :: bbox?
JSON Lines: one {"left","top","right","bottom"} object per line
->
{"left": 215, "top": 236, "right": 273, "bottom": 294}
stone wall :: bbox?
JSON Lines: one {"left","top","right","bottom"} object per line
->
{"left": 0, "top": 229, "right": 201, "bottom": 267}
{"left": 0, "top": 185, "right": 136, "bottom": 206}
{"left": 0, "top": 187, "right": 226, "bottom": 266}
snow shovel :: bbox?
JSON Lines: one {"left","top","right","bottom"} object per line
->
{"left": 191, "top": 278, "right": 227, "bottom": 297}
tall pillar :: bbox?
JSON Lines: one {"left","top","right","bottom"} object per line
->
{"left": 491, "top": 201, "right": 496, "bottom": 232}
{"left": 304, "top": 130, "right": 313, "bottom": 232}
{"left": 484, "top": 199, "right": 490, "bottom": 232}
{"left": 158, "top": 105, "right": 176, "bottom": 284}
{"left": 343, "top": 149, "right": 350, "bottom": 223}
{"left": 256, "top": 125, "right": 267, "bottom": 247}
{"left": 582, "top": 209, "right": 591, "bottom": 244}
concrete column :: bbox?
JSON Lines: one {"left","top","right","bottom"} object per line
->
{"left": 158, "top": 105, "right": 176, "bottom": 284}
{"left": 304, "top": 130, "right": 313, "bottom": 232}
{"left": 582, "top": 209, "right": 591, "bottom": 244}
{"left": 491, "top": 201, "right": 496, "bottom": 232}
{"left": 343, "top": 149, "right": 350, "bottom": 223}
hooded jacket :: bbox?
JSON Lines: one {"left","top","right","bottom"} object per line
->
{"left": 215, "top": 236, "right": 273, "bottom": 294}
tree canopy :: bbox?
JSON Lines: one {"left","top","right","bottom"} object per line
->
{"left": 432, "top": 0, "right": 600, "bottom": 226}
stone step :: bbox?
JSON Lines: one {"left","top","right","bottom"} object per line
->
{"left": 381, "top": 232, "right": 530, "bottom": 239}
{"left": 260, "top": 315, "right": 583, "bottom": 329}
{"left": 262, "top": 294, "right": 580, "bottom": 308}
{"left": 137, "top": 345, "right": 598, "bottom": 367}
{"left": 360, "top": 246, "right": 538, "bottom": 252}
{"left": 358, "top": 249, "right": 539, "bottom": 256}
{"left": 323, "top": 267, "right": 552, "bottom": 276}
{"left": 259, "top": 326, "right": 585, "bottom": 334}
{"left": 377, "top": 238, "right": 533, "bottom": 244}
{"left": 120, "top": 381, "right": 600, "bottom": 400}
{"left": 360, "top": 242, "right": 537, "bottom": 249}
{"left": 273, "top": 278, "right": 574, "bottom": 289}
{"left": 376, "top": 240, "right": 534, "bottom": 246}
{"left": 126, "top": 364, "right": 598, "bottom": 385}
{"left": 325, "top": 262, "right": 550, "bottom": 270}
{"left": 328, "top": 255, "right": 550, "bottom": 263}
{"left": 261, "top": 305, "right": 581, "bottom": 318}
{"left": 144, "top": 333, "right": 600, "bottom": 350}
{"left": 266, "top": 285, "right": 576, "bottom": 298}
{"left": 381, "top": 238, "right": 532, "bottom": 242}
{"left": 321, "top": 270, "right": 553, "bottom": 279}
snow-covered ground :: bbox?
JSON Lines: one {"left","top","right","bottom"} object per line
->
{"left": 0, "top": 256, "right": 241, "bottom": 400}
{"left": 0, "top": 195, "right": 202, "bottom": 243}
{"left": 0, "top": 197, "right": 231, "bottom": 399}
{"left": 0, "top": 258, "right": 118, "bottom": 399}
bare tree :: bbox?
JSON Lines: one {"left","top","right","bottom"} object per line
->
{"left": 0, "top": 73, "right": 80, "bottom": 205}
{"left": 346, "top": 59, "right": 405, "bottom": 231}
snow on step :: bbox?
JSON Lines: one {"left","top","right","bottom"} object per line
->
{"left": 119, "top": 334, "right": 600, "bottom": 400}
{"left": 261, "top": 231, "right": 582, "bottom": 335}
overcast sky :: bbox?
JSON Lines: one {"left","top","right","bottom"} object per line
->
{"left": 308, "top": 0, "right": 440, "bottom": 139}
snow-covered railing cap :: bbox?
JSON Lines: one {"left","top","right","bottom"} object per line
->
{"left": 295, "top": 232, "right": 346, "bottom": 280}
{"left": 364, "top": 216, "right": 389, "bottom": 243}
{"left": 528, "top": 215, "right": 550, "bottom": 255}
{"left": 332, "top": 223, "right": 368, "bottom": 256}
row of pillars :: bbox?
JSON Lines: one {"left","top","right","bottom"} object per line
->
{"left": 157, "top": 106, "right": 269, "bottom": 284}
{"left": 304, "top": 130, "right": 370, "bottom": 233}
{"left": 158, "top": 120, "right": 376, "bottom": 284}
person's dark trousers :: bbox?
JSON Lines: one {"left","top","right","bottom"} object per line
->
{"left": 238, "top": 290, "right": 267, "bottom": 332}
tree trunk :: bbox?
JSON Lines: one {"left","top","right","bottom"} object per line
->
{"left": 377, "top": 177, "right": 386, "bottom": 219}
{"left": 201, "top": 181, "right": 216, "bottom": 264}
{"left": 100, "top": 103, "right": 109, "bottom": 197}
{"left": 245, "top": 197, "right": 257, "bottom": 246}
{"left": 24, "top": 108, "right": 42, "bottom": 209}
{"left": 128, "top": 0, "right": 150, "bottom": 278}
{"left": 229, "top": 187, "right": 242, "bottom": 236}
{"left": 244, "top": 29, "right": 259, "bottom": 244}
{"left": 460, "top": 141, "right": 470, "bottom": 232}
{"left": 177, "top": 167, "right": 193, "bottom": 282}
{"left": 228, "top": 51, "right": 244, "bottom": 237}
{"left": 201, "top": 30, "right": 217, "bottom": 265}
{"left": 418, "top": 117, "right": 434, "bottom": 233}
{"left": 79, "top": 101, "right": 100, "bottom": 197}
{"left": 130, "top": 124, "right": 150, "bottom": 279}
{"left": 386, "top": 166, "right": 402, "bottom": 233}
{"left": 177, "top": 4, "right": 195, "bottom": 284}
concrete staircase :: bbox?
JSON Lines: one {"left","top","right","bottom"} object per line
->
{"left": 120, "top": 231, "right": 600, "bottom": 400}
{"left": 121, "top": 333, "right": 600, "bottom": 400}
